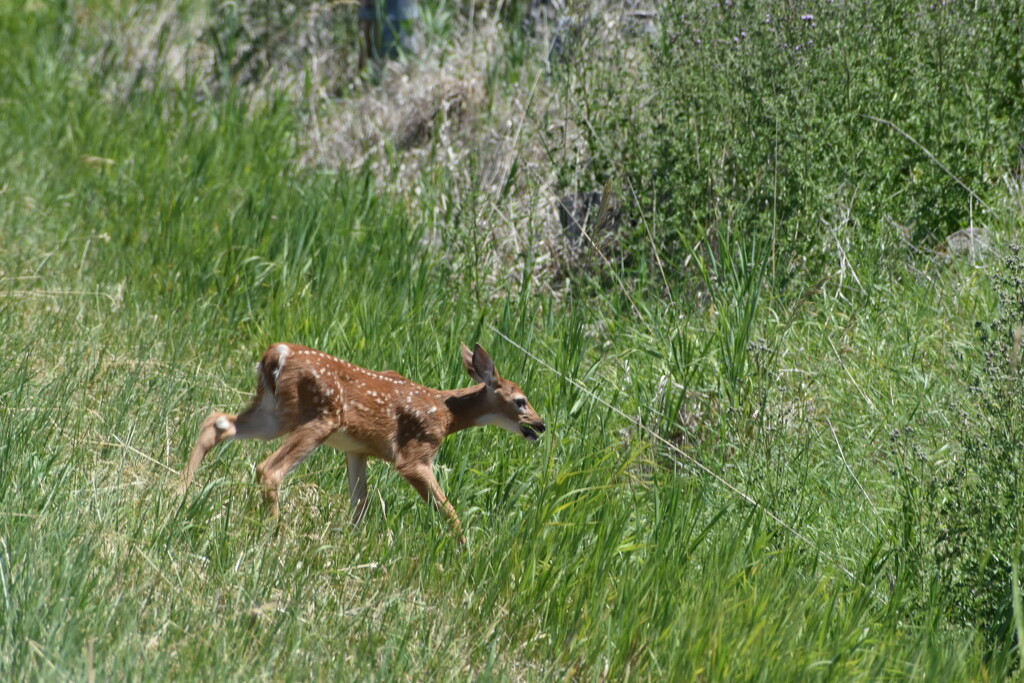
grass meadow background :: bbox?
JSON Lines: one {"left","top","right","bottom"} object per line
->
{"left": 2, "top": 0, "right": 1024, "bottom": 679}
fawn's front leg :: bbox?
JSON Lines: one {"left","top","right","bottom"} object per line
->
{"left": 347, "top": 453, "right": 370, "bottom": 526}
{"left": 396, "top": 457, "right": 465, "bottom": 545}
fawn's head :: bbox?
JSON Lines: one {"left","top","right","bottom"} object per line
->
{"left": 461, "top": 343, "right": 546, "bottom": 441}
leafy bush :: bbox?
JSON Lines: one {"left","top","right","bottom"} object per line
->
{"left": 569, "top": 1, "right": 1023, "bottom": 289}
{"left": 928, "top": 249, "right": 1024, "bottom": 644}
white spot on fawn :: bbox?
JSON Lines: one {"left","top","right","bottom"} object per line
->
{"left": 215, "top": 416, "right": 231, "bottom": 431}
{"left": 273, "top": 344, "right": 290, "bottom": 385}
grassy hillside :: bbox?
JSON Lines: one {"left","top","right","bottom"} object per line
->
{"left": 1, "top": 0, "right": 1022, "bottom": 679}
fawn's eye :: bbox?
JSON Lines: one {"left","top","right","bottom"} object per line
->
{"left": 514, "top": 397, "right": 528, "bottom": 409}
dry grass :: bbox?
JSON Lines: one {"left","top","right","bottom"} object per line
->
{"left": 87, "top": 2, "right": 616, "bottom": 294}
{"left": 299, "top": 18, "right": 577, "bottom": 294}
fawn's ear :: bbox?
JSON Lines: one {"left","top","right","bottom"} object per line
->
{"left": 462, "top": 343, "right": 499, "bottom": 388}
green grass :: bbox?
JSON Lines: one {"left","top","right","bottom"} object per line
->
{"left": 1, "top": 1, "right": 1021, "bottom": 679}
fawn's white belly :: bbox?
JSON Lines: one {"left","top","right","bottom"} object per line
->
{"left": 325, "top": 428, "right": 373, "bottom": 454}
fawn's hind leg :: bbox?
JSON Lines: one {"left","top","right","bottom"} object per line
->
{"left": 179, "top": 395, "right": 284, "bottom": 494}
{"left": 255, "top": 418, "right": 338, "bottom": 517}
{"left": 179, "top": 412, "right": 237, "bottom": 494}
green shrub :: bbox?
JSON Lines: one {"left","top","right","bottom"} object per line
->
{"left": 570, "top": 1, "right": 1023, "bottom": 289}
{"left": 925, "top": 248, "right": 1024, "bottom": 644}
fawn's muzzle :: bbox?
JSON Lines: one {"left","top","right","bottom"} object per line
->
{"left": 521, "top": 421, "right": 546, "bottom": 442}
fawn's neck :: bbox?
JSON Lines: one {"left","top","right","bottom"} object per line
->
{"left": 440, "top": 383, "right": 492, "bottom": 436}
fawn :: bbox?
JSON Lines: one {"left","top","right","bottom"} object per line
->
{"left": 179, "top": 343, "right": 546, "bottom": 542}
